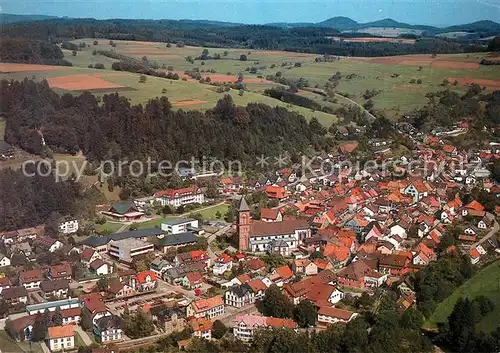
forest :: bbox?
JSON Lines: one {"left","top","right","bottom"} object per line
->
{"left": 0, "top": 37, "right": 72, "bottom": 65}
{"left": 0, "top": 79, "right": 332, "bottom": 164}
{"left": 0, "top": 18, "right": 490, "bottom": 57}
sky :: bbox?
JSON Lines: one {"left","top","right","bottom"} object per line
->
{"left": 2, "top": 0, "right": 500, "bottom": 27}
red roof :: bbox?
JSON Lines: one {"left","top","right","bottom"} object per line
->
{"left": 154, "top": 184, "right": 200, "bottom": 199}
{"left": 20, "top": 269, "right": 44, "bottom": 283}
{"left": 48, "top": 325, "right": 74, "bottom": 339}
{"left": 261, "top": 208, "right": 280, "bottom": 220}
{"left": 470, "top": 248, "right": 480, "bottom": 259}
{"left": 81, "top": 248, "right": 96, "bottom": 262}
{"left": 264, "top": 185, "right": 287, "bottom": 199}
{"left": 247, "top": 279, "right": 267, "bottom": 292}
{"left": 324, "top": 244, "right": 349, "bottom": 261}
{"left": 135, "top": 270, "right": 157, "bottom": 284}
{"left": 246, "top": 258, "right": 265, "bottom": 271}
{"left": 318, "top": 306, "right": 355, "bottom": 320}
{"left": 266, "top": 317, "right": 297, "bottom": 329}
{"left": 465, "top": 200, "right": 485, "bottom": 212}
{"left": 275, "top": 265, "right": 293, "bottom": 280}
{"left": 186, "top": 272, "right": 203, "bottom": 284}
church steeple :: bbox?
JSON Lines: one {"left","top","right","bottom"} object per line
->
{"left": 237, "top": 196, "right": 250, "bottom": 251}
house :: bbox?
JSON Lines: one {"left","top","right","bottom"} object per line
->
{"left": 48, "top": 262, "right": 73, "bottom": 280}
{"left": 57, "top": 216, "right": 79, "bottom": 235}
{"left": 157, "top": 232, "right": 198, "bottom": 252}
{"left": 403, "top": 182, "right": 429, "bottom": 203}
{"left": 364, "top": 270, "right": 388, "bottom": 288}
{"left": 470, "top": 248, "right": 481, "bottom": 264}
{"left": 130, "top": 270, "right": 158, "bottom": 292}
{"left": 40, "top": 279, "right": 69, "bottom": 300}
{"left": 189, "top": 317, "right": 213, "bottom": 340}
{"left": 336, "top": 261, "right": 372, "bottom": 289}
{"left": 175, "top": 250, "right": 211, "bottom": 268}
{"left": 292, "top": 259, "right": 318, "bottom": 276}
{"left": 107, "top": 278, "right": 135, "bottom": 298}
{"left": 36, "top": 236, "right": 63, "bottom": 253}
{"left": 81, "top": 293, "right": 111, "bottom": 324}
{"left": 260, "top": 208, "right": 283, "bottom": 222}
{"left": 182, "top": 272, "right": 204, "bottom": 289}
{"left": 93, "top": 315, "right": 124, "bottom": 343}
{"left": 154, "top": 184, "right": 205, "bottom": 207}
{"left": 61, "top": 307, "right": 81, "bottom": 325}
{"left": 101, "top": 202, "right": 145, "bottom": 221}
{"left": 212, "top": 253, "right": 233, "bottom": 276}
{"left": 264, "top": 185, "right": 287, "bottom": 200}
{"left": 47, "top": 325, "right": 74, "bottom": 352}
{"left": 0, "top": 253, "right": 11, "bottom": 267}
{"left": 283, "top": 270, "right": 337, "bottom": 304}
{"left": 186, "top": 296, "right": 225, "bottom": 319}
{"left": 461, "top": 200, "right": 485, "bottom": 217}
{"left": 81, "top": 248, "right": 102, "bottom": 266}
{"left": 225, "top": 284, "right": 254, "bottom": 308}
{"left": 163, "top": 262, "right": 205, "bottom": 284}
{"left": 317, "top": 306, "right": 357, "bottom": 326}
{"left": 0, "top": 276, "right": 11, "bottom": 294}
{"left": 245, "top": 258, "right": 266, "bottom": 273}
{"left": 233, "top": 315, "right": 297, "bottom": 341}
{"left": 108, "top": 238, "right": 155, "bottom": 264}
{"left": 90, "top": 259, "right": 113, "bottom": 276}
{"left": 246, "top": 279, "right": 267, "bottom": 300}
{"left": 19, "top": 269, "right": 44, "bottom": 290}
{"left": 150, "top": 258, "right": 173, "bottom": 277}
{"left": 10, "top": 242, "right": 32, "bottom": 257}
{"left": 1, "top": 286, "right": 28, "bottom": 305}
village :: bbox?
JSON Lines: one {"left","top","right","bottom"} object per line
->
{"left": 1, "top": 119, "right": 500, "bottom": 353}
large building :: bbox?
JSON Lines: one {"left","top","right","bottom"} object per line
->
{"left": 154, "top": 184, "right": 204, "bottom": 207}
{"left": 47, "top": 325, "right": 74, "bottom": 352}
{"left": 237, "top": 197, "right": 311, "bottom": 252}
{"left": 108, "top": 238, "right": 155, "bottom": 264}
{"left": 161, "top": 218, "right": 199, "bottom": 234}
{"left": 233, "top": 315, "right": 297, "bottom": 341}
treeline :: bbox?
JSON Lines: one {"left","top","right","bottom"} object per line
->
{"left": 1, "top": 79, "right": 331, "bottom": 164}
{"left": 480, "top": 59, "right": 500, "bottom": 65}
{"left": 0, "top": 37, "right": 72, "bottom": 66}
{"left": 0, "top": 18, "right": 489, "bottom": 57}
{"left": 0, "top": 166, "right": 79, "bottom": 231}
{"left": 411, "top": 86, "right": 500, "bottom": 131}
{"left": 264, "top": 87, "right": 335, "bottom": 114}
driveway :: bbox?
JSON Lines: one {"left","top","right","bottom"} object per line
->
{"left": 74, "top": 325, "right": 93, "bottom": 346}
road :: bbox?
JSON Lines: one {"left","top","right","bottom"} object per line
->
{"left": 471, "top": 212, "right": 499, "bottom": 249}
{"left": 219, "top": 304, "right": 260, "bottom": 326}
{"left": 206, "top": 225, "right": 232, "bottom": 258}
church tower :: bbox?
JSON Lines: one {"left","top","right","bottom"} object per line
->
{"left": 237, "top": 196, "right": 251, "bottom": 251}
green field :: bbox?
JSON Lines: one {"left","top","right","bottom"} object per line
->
{"left": 135, "top": 216, "right": 177, "bottom": 229}
{"left": 0, "top": 119, "right": 5, "bottom": 139}
{"left": 425, "top": 260, "right": 500, "bottom": 333}
{"left": 94, "top": 221, "right": 125, "bottom": 234}
{"left": 191, "top": 203, "right": 229, "bottom": 220}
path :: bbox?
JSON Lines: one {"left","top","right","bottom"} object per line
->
{"left": 74, "top": 325, "right": 93, "bottom": 346}
{"left": 206, "top": 224, "right": 232, "bottom": 258}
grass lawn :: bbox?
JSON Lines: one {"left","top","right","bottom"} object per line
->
{"left": 0, "top": 331, "right": 43, "bottom": 353}
{"left": 192, "top": 204, "right": 229, "bottom": 221}
{"left": 94, "top": 221, "right": 125, "bottom": 234}
{"left": 75, "top": 331, "right": 86, "bottom": 348}
{"left": 425, "top": 260, "right": 500, "bottom": 333}
{"left": 0, "top": 119, "right": 5, "bottom": 139}
{"left": 135, "top": 216, "right": 177, "bottom": 229}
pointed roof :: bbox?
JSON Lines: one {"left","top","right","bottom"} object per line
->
{"left": 238, "top": 196, "right": 250, "bottom": 212}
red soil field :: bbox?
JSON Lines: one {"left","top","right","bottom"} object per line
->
{"left": 344, "top": 37, "right": 416, "bottom": 44}
{"left": 431, "top": 61, "right": 480, "bottom": 69}
{"left": 0, "top": 63, "right": 64, "bottom": 72}
{"left": 47, "top": 74, "right": 125, "bottom": 91}
{"left": 173, "top": 99, "right": 208, "bottom": 107}
{"left": 448, "top": 77, "right": 500, "bottom": 90}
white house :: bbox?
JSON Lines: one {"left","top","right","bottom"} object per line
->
{"left": 225, "top": 284, "right": 255, "bottom": 308}
{"left": 0, "top": 253, "right": 11, "bottom": 267}
{"left": 390, "top": 224, "right": 407, "bottom": 239}
{"left": 57, "top": 217, "right": 79, "bottom": 235}
{"left": 90, "top": 259, "right": 113, "bottom": 276}
{"left": 212, "top": 253, "right": 233, "bottom": 276}
{"left": 94, "top": 315, "right": 124, "bottom": 343}
{"left": 187, "top": 296, "right": 225, "bottom": 319}
{"left": 160, "top": 218, "right": 199, "bottom": 235}
{"left": 47, "top": 325, "right": 74, "bottom": 352}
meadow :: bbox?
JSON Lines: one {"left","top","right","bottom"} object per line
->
{"left": 425, "top": 260, "right": 500, "bottom": 333}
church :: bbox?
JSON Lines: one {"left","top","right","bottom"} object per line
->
{"left": 237, "top": 197, "right": 311, "bottom": 254}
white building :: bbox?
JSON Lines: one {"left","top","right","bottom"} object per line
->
{"left": 108, "top": 238, "right": 154, "bottom": 264}
{"left": 186, "top": 296, "right": 225, "bottom": 319}
{"left": 0, "top": 253, "right": 11, "bottom": 267}
{"left": 233, "top": 315, "right": 297, "bottom": 342}
{"left": 57, "top": 217, "right": 79, "bottom": 235}
{"left": 47, "top": 325, "right": 74, "bottom": 352}
{"left": 161, "top": 218, "right": 199, "bottom": 235}
{"left": 317, "top": 307, "right": 357, "bottom": 326}
{"left": 154, "top": 184, "right": 204, "bottom": 207}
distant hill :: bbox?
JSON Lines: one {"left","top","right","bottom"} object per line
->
{"left": 0, "top": 13, "right": 59, "bottom": 24}
{"left": 316, "top": 16, "right": 359, "bottom": 30}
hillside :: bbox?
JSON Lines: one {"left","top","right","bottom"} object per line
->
{"left": 0, "top": 13, "right": 58, "bottom": 24}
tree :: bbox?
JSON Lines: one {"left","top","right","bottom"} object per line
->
{"left": 30, "top": 316, "right": 47, "bottom": 342}
{"left": 294, "top": 300, "right": 317, "bottom": 327}
{"left": 166, "top": 43, "right": 172, "bottom": 48}
{"left": 52, "top": 307, "right": 63, "bottom": 327}
{"left": 212, "top": 320, "right": 228, "bottom": 339}
{"left": 96, "top": 277, "right": 109, "bottom": 292}
{"left": 201, "top": 48, "right": 209, "bottom": 60}
{"left": 239, "top": 54, "right": 247, "bottom": 61}
{"left": 124, "top": 308, "right": 155, "bottom": 338}
{"left": 259, "top": 285, "right": 293, "bottom": 318}
{"left": 80, "top": 308, "right": 93, "bottom": 331}
{"left": 487, "top": 36, "right": 500, "bottom": 51}
{"left": 238, "top": 89, "right": 244, "bottom": 96}
{"left": 400, "top": 307, "right": 424, "bottom": 330}
{"left": 88, "top": 64, "right": 94, "bottom": 68}
{"left": 215, "top": 211, "right": 222, "bottom": 219}
{"left": 139, "top": 75, "right": 147, "bottom": 83}
{"left": 93, "top": 40, "right": 98, "bottom": 46}
{"left": 92, "top": 50, "right": 97, "bottom": 55}
{"left": 417, "top": 79, "right": 423, "bottom": 84}
{"left": 72, "top": 50, "right": 77, "bottom": 56}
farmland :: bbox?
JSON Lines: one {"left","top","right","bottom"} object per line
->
{"left": 1, "top": 39, "right": 499, "bottom": 122}
{"left": 425, "top": 260, "right": 500, "bottom": 333}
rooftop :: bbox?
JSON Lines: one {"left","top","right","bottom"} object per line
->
{"left": 48, "top": 325, "right": 74, "bottom": 339}
{"left": 162, "top": 218, "right": 196, "bottom": 226}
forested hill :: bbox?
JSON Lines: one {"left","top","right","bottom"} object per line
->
{"left": 1, "top": 18, "right": 487, "bottom": 57}
{"left": 0, "top": 37, "right": 72, "bottom": 66}
{"left": 1, "top": 79, "right": 332, "bottom": 165}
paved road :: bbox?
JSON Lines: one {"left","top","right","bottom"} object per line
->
{"left": 206, "top": 225, "right": 232, "bottom": 258}
{"left": 74, "top": 325, "right": 93, "bottom": 346}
